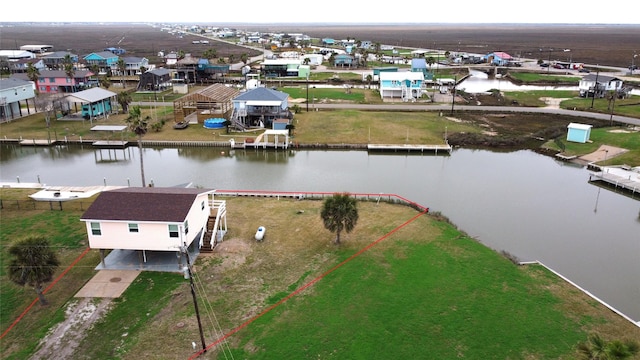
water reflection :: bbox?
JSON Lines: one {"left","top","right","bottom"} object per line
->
{"left": 459, "top": 70, "right": 578, "bottom": 93}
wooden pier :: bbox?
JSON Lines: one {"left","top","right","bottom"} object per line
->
{"left": 92, "top": 140, "right": 129, "bottom": 148}
{"left": 19, "top": 139, "right": 59, "bottom": 146}
{"left": 589, "top": 166, "right": 640, "bottom": 196}
{"left": 367, "top": 143, "right": 452, "bottom": 154}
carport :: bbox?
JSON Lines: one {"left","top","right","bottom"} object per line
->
{"left": 65, "top": 87, "right": 117, "bottom": 125}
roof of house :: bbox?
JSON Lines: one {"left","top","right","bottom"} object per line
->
{"left": 147, "top": 68, "right": 171, "bottom": 76}
{"left": 0, "top": 77, "right": 32, "bottom": 90}
{"left": 234, "top": 86, "right": 288, "bottom": 102}
{"left": 65, "top": 87, "right": 117, "bottom": 103}
{"left": 43, "top": 51, "right": 77, "bottom": 59}
{"left": 122, "top": 56, "right": 146, "bottom": 63}
{"left": 490, "top": 52, "right": 512, "bottom": 60}
{"left": 81, "top": 187, "right": 214, "bottom": 222}
{"left": 12, "top": 69, "right": 93, "bottom": 80}
{"left": 411, "top": 58, "right": 427, "bottom": 68}
{"left": 379, "top": 71, "right": 424, "bottom": 81}
{"left": 84, "top": 51, "right": 119, "bottom": 60}
{"left": 175, "top": 83, "right": 239, "bottom": 104}
{"left": 581, "top": 74, "right": 621, "bottom": 83}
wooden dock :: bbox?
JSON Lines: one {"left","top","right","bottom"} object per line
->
{"left": 92, "top": 140, "right": 130, "bottom": 148}
{"left": 589, "top": 167, "right": 640, "bottom": 196}
{"left": 367, "top": 144, "right": 452, "bottom": 154}
{"left": 19, "top": 139, "right": 59, "bottom": 146}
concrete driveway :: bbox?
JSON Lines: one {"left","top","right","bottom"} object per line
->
{"left": 75, "top": 270, "right": 140, "bottom": 298}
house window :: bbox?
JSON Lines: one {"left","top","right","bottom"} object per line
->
{"left": 201, "top": 201, "right": 205, "bottom": 210}
{"left": 128, "top": 223, "right": 139, "bottom": 233}
{"left": 66, "top": 78, "right": 72, "bottom": 83}
{"left": 184, "top": 221, "right": 189, "bottom": 235}
{"left": 91, "top": 222, "right": 101, "bottom": 236}
{"left": 38, "top": 77, "right": 44, "bottom": 82}
{"left": 49, "top": 77, "right": 55, "bottom": 82}
{"left": 168, "top": 224, "right": 179, "bottom": 238}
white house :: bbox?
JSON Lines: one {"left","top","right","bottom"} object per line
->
{"left": 0, "top": 77, "right": 36, "bottom": 122}
{"left": 379, "top": 71, "right": 425, "bottom": 101}
{"left": 80, "top": 187, "right": 227, "bottom": 269}
{"left": 579, "top": 74, "right": 623, "bottom": 98}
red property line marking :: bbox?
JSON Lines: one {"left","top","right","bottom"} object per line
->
{"left": 188, "top": 204, "right": 428, "bottom": 359}
{"left": 1, "top": 246, "right": 91, "bottom": 340}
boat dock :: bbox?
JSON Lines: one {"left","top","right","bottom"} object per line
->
{"left": 92, "top": 140, "right": 129, "bottom": 148}
{"left": 19, "top": 139, "right": 59, "bottom": 146}
{"left": 589, "top": 166, "right": 640, "bottom": 196}
{"left": 367, "top": 143, "right": 452, "bottom": 154}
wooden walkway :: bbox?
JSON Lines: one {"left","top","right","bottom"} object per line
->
{"left": 19, "top": 139, "right": 59, "bottom": 146}
{"left": 367, "top": 143, "right": 452, "bottom": 154}
{"left": 589, "top": 167, "right": 640, "bottom": 196}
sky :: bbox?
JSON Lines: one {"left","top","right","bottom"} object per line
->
{"left": 2, "top": 1, "right": 640, "bottom": 24}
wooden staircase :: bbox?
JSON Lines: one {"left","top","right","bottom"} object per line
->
{"left": 200, "top": 215, "right": 217, "bottom": 253}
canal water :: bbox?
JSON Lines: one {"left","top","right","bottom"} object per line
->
{"left": 1, "top": 144, "right": 639, "bottom": 323}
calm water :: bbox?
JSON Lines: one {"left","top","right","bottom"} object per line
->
{"left": 1, "top": 144, "right": 639, "bottom": 322}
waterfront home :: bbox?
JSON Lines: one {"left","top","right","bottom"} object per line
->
{"left": 81, "top": 187, "right": 227, "bottom": 270}
{"left": 0, "top": 77, "right": 36, "bottom": 122}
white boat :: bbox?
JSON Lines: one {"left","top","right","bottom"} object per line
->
{"left": 255, "top": 226, "right": 266, "bottom": 241}
{"left": 29, "top": 186, "right": 124, "bottom": 201}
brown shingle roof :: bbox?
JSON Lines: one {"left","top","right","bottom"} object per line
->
{"left": 81, "top": 187, "right": 214, "bottom": 222}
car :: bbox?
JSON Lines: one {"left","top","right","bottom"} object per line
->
{"left": 540, "top": 63, "right": 549, "bottom": 67}
{"left": 579, "top": 68, "right": 590, "bottom": 73}
{"left": 630, "top": 65, "right": 638, "bottom": 70}
{"left": 553, "top": 64, "right": 565, "bottom": 69}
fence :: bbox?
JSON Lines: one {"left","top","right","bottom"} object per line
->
{"left": 0, "top": 199, "right": 93, "bottom": 211}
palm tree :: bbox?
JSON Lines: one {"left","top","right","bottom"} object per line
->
{"left": 320, "top": 193, "right": 359, "bottom": 244}
{"left": 26, "top": 63, "right": 40, "bottom": 92}
{"left": 7, "top": 236, "right": 60, "bottom": 305}
{"left": 577, "top": 334, "right": 639, "bottom": 360}
{"left": 117, "top": 58, "right": 126, "bottom": 89}
{"left": 126, "top": 106, "right": 150, "bottom": 186}
{"left": 117, "top": 91, "right": 132, "bottom": 113}
{"left": 64, "top": 61, "right": 76, "bottom": 92}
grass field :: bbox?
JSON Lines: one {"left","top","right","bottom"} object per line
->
{"left": 2, "top": 195, "right": 639, "bottom": 359}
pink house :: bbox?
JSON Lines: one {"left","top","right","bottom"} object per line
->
{"left": 80, "top": 187, "right": 227, "bottom": 271}
{"left": 13, "top": 69, "right": 94, "bottom": 94}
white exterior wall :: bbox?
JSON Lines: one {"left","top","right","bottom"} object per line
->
{"left": 86, "top": 193, "right": 211, "bottom": 251}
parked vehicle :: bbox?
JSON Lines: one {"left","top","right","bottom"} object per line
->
{"left": 579, "top": 68, "right": 590, "bottom": 73}
{"left": 540, "top": 63, "right": 549, "bottom": 67}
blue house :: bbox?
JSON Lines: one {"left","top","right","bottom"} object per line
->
{"left": 379, "top": 71, "right": 424, "bottom": 101}
{"left": 322, "top": 38, "right": 335, "bottom": 45}
{"left": 231, "top": 87, "right": 292, "bottom": 129}
{"left": 411, "top": 58, "right": 433, "bottom": 80}
{"left": 484, "top": 52, "right": 513, "bottom": 66}
{"left": 333, "top": 54, "right": 354, "bottom": 67}
{"left": 566, "top": 123, "right": 592, "bottom": 143}
{"left": 83, "top": 51, "right": 120, "bottom": 74}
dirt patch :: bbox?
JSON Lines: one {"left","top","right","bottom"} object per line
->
{"left": 30, "top": 298, "right": 112, "bottom": 360}
{"left": 578, "top": 145, "right": 629, "bottom": 163}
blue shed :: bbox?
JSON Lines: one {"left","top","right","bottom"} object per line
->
{"left": 567, "top": 123, "right": 592, "bottom": 143}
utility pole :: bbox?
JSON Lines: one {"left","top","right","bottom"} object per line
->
{"left": 450, "top": 76, "right": 457, "bottom": 115}
{"left": 590, "top": 71, "right": 599, "bottom": 109}
{"left": 182, "top": 243, "right": 207, "bottom": 354}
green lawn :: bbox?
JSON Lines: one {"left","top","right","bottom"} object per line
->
{"left": 508, "top": 72, "right": 581, "bottom": 84}
{"left": 546, "top": 126, "right": 640, "bottom": 165}
{"left": 561, "top": 96, "right": 640, "bottom": 118}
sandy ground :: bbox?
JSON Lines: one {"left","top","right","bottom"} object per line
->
{"left": 30, "top": 298, "right": 112, "bottom": 360}
{"left": 29, "top": 270, "right": 140, "bottom": 360}
{"left": 578, "top": 144, "right": 628, "bottom": 163}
